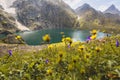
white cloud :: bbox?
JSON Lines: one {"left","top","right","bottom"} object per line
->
{"left": 63, "top": 0, "right": 82, "bottom": 9}
{"left": 98, "top": 5, "right": 108, "bottom": 11}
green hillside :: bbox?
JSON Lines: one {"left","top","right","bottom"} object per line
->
{"left": 0, "top": 31, "right": 120, "bottom": 80}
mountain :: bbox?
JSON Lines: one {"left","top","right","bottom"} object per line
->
{"left": 104, "top": 4, "right": 120, "bottom": 15}
{"left": 75, "top": 3, "right": 104, "bottom": 24}
{"left": 75, "top": 3, "right": 120, "bottom": 33}
{"left": 75, "top": 3, "right": 97, "bottom": 16}
{"left": 0, "top": 6, "right": 18, "bottom": 33}
{"left": 12, "top": 0, "right": 79, "bottom": 30}
{"left": 0, "top": 5, "right": 4, "bottom": 10}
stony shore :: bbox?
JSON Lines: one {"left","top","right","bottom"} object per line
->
{"left": 0, "top": 43, "right": 46, "bottom": 57}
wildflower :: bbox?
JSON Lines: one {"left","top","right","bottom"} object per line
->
{"left": 66, "top": 37, "right": 72, "bottom": 42}
{"left": 84, "top": 53, "right": 91, "bottom": 59}
{"left": 45, "top": 59, "right": 49, "bottom": 64}
{"left": 72, "top": 56, "right": 78, "bottom": 64}
{"left": 8, "top": 50, "right": 12, "bottom": 56}
{"left": 46, "top": 69, "right": 52, "bottom": 75}
{"left": 116, "top": 40, "right": 119, "bottom": 47}
{"left": 95, "top": 47, "right": 101, "bottom": 52}
{"left": 90, "top": 29, "right": 97, "bottom": 35}
{"left": 90, "top": 34, "right": 97, "bottom": 40}
{"left": 66, "top": 37, "right": 73, "bottom": 45}
{"left": 86, "top": 35, "right": 91, "bottom": 41}
{"left": 48, "top": 45, "right": 53, "bottom": 49}
{"left": 68, "top": 44, "right": 71, "bottom": 48}
{"left": 62, "top": 38, "right": 65, "bottom": 42}
{"left": 62, "top": 37, "right": 73, "bottom": 46}
{"left": 59, "top": 52, "right": 63, "bottom": 58}
{"left": 15, "top": 35, "right": 21, "bottom": 40}
{"left": 78, "top": 45, "right": 85, "bottom": 51}
{"left": 42, "top": 34, "right": 51, "bottom": 43}
{"left": 73, "top": 59, "right": 77, "bottom": 63}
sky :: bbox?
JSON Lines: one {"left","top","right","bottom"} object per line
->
{"left": 63, "top": 0, "right": 120, "bottom": 11}
{"left": 0, "top": 0, "right": 120, "bottom": 12}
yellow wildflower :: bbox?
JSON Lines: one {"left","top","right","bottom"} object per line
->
{"left": 48, "top": 45, "right": 53, "bottom": 49}
{"left": 66, "top": 37, "right": 72, "bottom": 43}
{"left": 46, "top": 69, "right": 52, "bottom": 75}
{"left": 42, "top": 34, "right": 51, "bottom": 42}
{"left": 84, "top": 53, "right": 91, "bottom": 60}
{"left": 62, "top": 37, "right": 73, "bottom": 45}
{"left": 73, "top": 59, "right": 77, "bottom": 63}
{"left": 95, "top": 47, "right": 102, "bottom": 52}
{"left": 90, "top": 29, "right": 97, "bottom": 35}
{"left": 78, "top": 45, "right": 85, "bottom": 51}
{"left": 58, "top": 51, "right": 66, "bottom": 58}
{"left": 72, "top": 56, "right": 79, "bottom": 64}
{"left": 62, "top": 38, "right": 65, "bottom": 42}
{"left": 90, "top": 34, "right": 97, "bottom": 40}
{"left": 15, "top": 35, "right": 21, "bottom": 40}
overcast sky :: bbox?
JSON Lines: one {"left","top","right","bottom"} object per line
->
{"left": 63, "top": 0, "right": 120, "bottom": 11}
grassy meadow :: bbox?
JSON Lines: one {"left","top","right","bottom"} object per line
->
{"left": 0, "top": 30, "right": 120, "bottom": 80}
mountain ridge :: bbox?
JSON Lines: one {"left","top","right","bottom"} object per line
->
{"left": 75, "top": 3, "right": 97, "bottom": 16}
{"left": 12, "top": 0, "right": 79, "bottom": 30}
{"left": 104, "top": 4, "right": 120, "bottom": 15}
{"left": 75, "top": 3, "right": 120, "bottom": 33}
{"left": 0, "top": 1, "right": 120, "bottom": 34}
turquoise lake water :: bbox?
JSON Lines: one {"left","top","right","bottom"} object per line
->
{"left": 18, "top": 28, "right": 107, "bottom": 45}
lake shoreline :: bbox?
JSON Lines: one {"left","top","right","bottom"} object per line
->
{"left": 0, "top": 43, "right": 47, "bottom": 57}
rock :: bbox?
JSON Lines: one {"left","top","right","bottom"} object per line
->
{"left": 0, "top": 9, "right": 18, "bottom": 32}
{"left": 13, "top": 0, "right": 79, "bottom": 30}
{"left": 2, "top": 34, "right": 24, "bottom": 44}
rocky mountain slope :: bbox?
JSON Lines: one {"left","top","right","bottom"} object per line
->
{"left": 0, "top": 6, "right": 18, "bottom": 33}
{"left": 12, "top": 0, "right": 79, "bottom": 30}
{"left": 75, "top": 3, "right": 120, "bottom": 33}
{"left": 0, "top": 0, "right": 120, "bottom": 34}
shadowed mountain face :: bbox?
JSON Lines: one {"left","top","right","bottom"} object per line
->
{"left": 12, "top": 0, "right": 79, "bottom": 30}
{"left": 104, "top": 4, "right": 120, "bottom": 15}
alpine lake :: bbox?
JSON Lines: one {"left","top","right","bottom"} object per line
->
{"left": 16, "top": 28, "right": 108, "bottom": 45}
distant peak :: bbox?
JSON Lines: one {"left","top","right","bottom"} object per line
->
{"left": 104, "top": 4, "right": 120, "bottom": 14}
{"left": 106, "top": 4, "right": 119, "bottom": 11}
{"left": 109, "top": 4, "right": 116, "bottom": 9}
{"left": 82, "top": 3, "right": 90, "bottom": 7}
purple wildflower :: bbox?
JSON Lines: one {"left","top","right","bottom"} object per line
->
{"left": 45, "top": 59, "right": 49, "bottom": 64}
{"left": 8, "top": 50, "right": 12, "bottom": 56}
{"left": 68, "top": 44, "right": 71, "bottom": 48}
{"left": 86, "top": 35, "right": 91, "bottom": 42}
{"left": 116, "top": 40, "right": 119, "bottom": 47}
